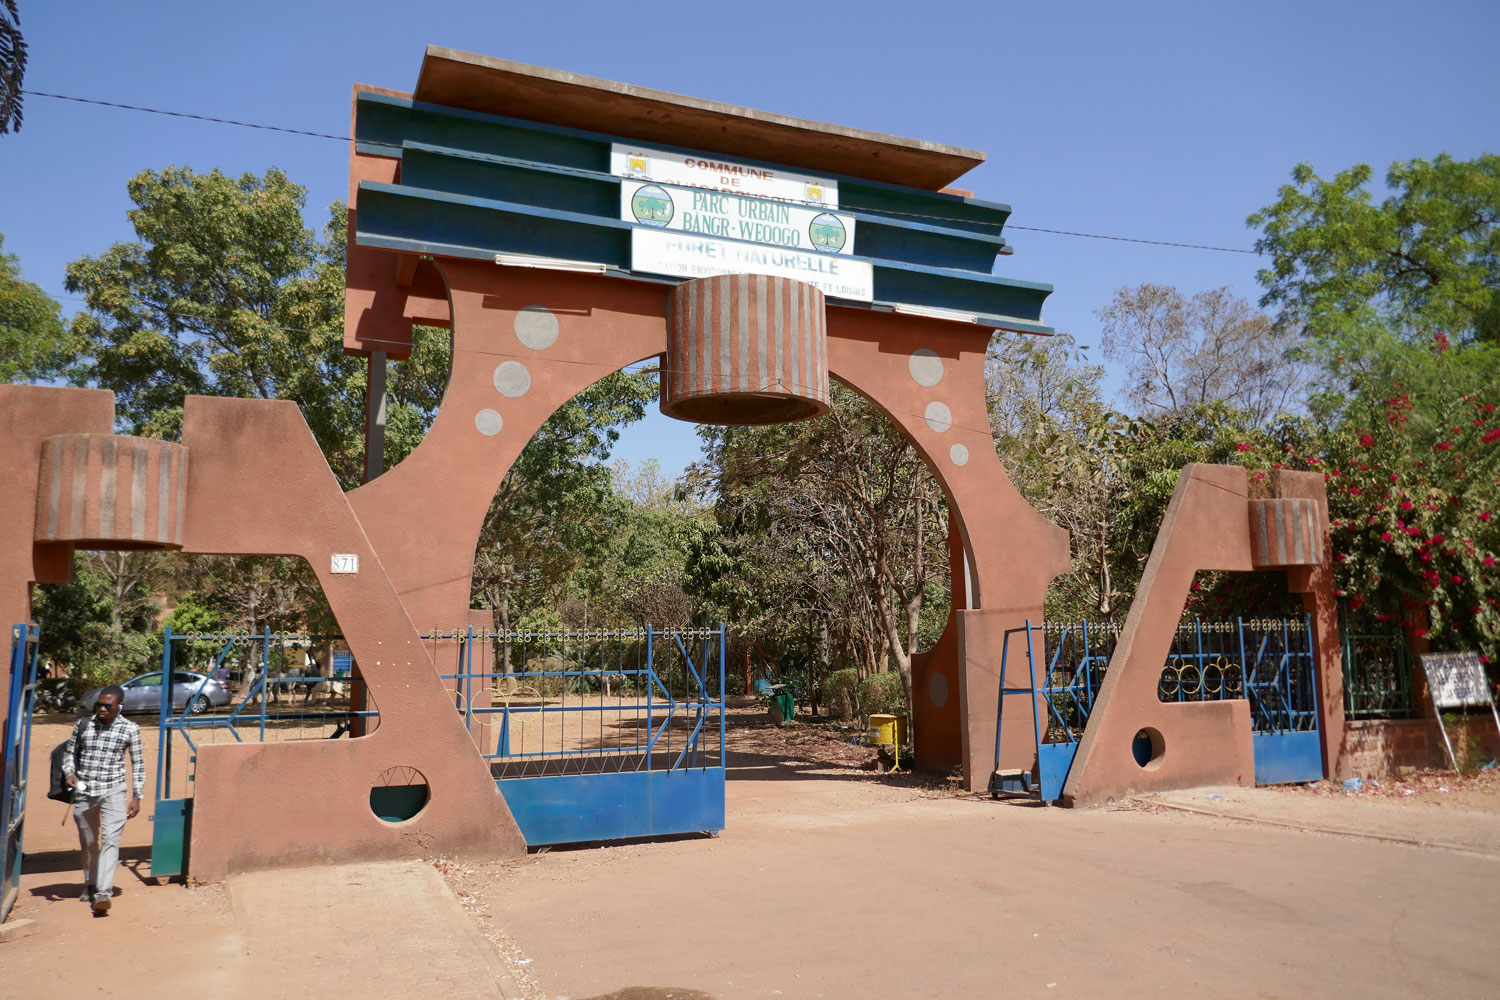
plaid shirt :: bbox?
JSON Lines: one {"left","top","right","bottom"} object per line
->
{"left": 62, "top": 715, "right": 145, "bottom": 798}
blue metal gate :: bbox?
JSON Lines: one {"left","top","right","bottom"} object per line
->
{"left": 994, "top": 616, "right": 1324, "bottom": 801}
{"left": 2, "top": 623, "right": 41, "bottom": 923}
{"left": 150, "top": 624, "right": 725, "bottom": 872}
{"left": 444, "top": 625, "right": 727, "bottom": 846}
{"left": 1156, "top": 616, "right": 1322, "bottom": 784}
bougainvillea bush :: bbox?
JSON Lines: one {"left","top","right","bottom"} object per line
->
{"left": 1296, "top": 335, "right": 1498, "bottom": 663}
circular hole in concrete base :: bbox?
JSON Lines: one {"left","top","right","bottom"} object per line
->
{"left": 370, "top": 766, "right": 429, "bottom": 823}
{"left": 1132, "top": 728, "right": 1165, "bottom": 769}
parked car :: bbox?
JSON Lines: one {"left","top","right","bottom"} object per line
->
{"left": 82, "top": 670, "right": 232, "bottom": 715}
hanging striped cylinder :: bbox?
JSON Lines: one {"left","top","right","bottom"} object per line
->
{"left": 660, "top": 273, "right": 830, "bottom": 425}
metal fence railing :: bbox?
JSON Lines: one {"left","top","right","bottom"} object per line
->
{"left": 154, "top": 629, "right": 376, "bottom": 804}
{"left": 437, "top": 626, "right": 727, "bottom": 779}
{"left": 1037, "top": 616, "right": 1320, "bottom": 741}
{"left": 154, "top": 624, "right": 727, "bottom": 800}
{"left": 1342, "top": 623, "right": 1414, "bottom": 719}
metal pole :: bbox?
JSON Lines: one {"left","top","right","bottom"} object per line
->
{"left": 363, "top": 349, "right": 388, "bottom": 483}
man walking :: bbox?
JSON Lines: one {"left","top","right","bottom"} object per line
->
{"left": 62, "top": 686, "right": 144, "bottom": 916}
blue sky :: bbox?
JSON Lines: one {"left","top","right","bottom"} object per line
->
{"left": 4, "top": 1, "right": 1497, "bottom": 478}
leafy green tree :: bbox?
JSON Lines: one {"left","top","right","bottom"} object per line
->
{"left": 31, "top": 553, "right": 162, "bottom": 693}
{"left": 1, "top": 232, "right": 71, "bottom": 383}
{"left": 1249, "top": 155, "right": 1500, "bottom": 350}
{"left": 470, "top": 370, "right": 656, "bottom": 665}
{"left": 64, "top": 167, "right": 371, "bottom": 484}
{"left": 1256, "top": 335, "right": 1500, "bottom": 659}
{"left": 687, "top": 386, "right": 949, "bottom": 710}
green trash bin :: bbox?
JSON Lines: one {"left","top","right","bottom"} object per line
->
{"left": 768, "top": 684, "right": 794, "bottom": 725}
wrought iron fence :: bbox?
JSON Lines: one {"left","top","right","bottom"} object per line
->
{"left": 1341, "top": 623, "right": 1413, "bottom": 719}
{"left": 1036, "top": 616, "right": 1319, "bottom": 742}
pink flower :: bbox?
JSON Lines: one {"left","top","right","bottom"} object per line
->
{"left": 1380, "top": 532, "right": 1393, "bottom": 542}
{"left": 1484, "top": 428, "right": 1500, "bottom": 445}
{"left": 1375, "top": 613, "right": 1391, "bottom": 622}
{"left": 1452, "top": 575, "right": 1463, "bottom": 584}
{"left": 1416, "top": 628, "right": 1428, "bottom": 638}
{"left": 1400, "top": 501, "right": 1414, "bottom": 511}
{"left": 1435, "top": 441, "right": 1452, "bottom": 451}
{"left": 1482, "top": 512, "right": 1493, "bottom": 521}
{"left": 1430, "top": 534, "right": 1445, "bottom": 545}
{"left": 1485, "top": 557, "right": 1496, "bottom": 568}
{"left": 1359, "top": 434, "right": 1375, "bottom": 447}
{"left": 1235, "top": 443, "right": 1253, "bottom": 452}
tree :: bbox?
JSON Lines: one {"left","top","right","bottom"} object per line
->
{"left": 31, "top": 552, "right": 162, "bottom": 693}
{"left": 1097, "top": 283, "right": 1307, "bottom": 426}
{"left": 0, "top": 1, "right": 25, "bottom": 134}
{"left": 1, "top": 232, "right": 71, "bottom": 383}
{"left": 1249, "top": 155, "right": 1500, "bottom": 349}
{"left": 1255, "top": 335, "right": 1500, "bottom": 660}
{"left": 688, "top": 386, "right": 949, "bottom": 711}
{"left": 64, "top": 168, "right": 372, "bottom": 485}
{"left": 470, "top": 370, "right": 656, "bottom": 668}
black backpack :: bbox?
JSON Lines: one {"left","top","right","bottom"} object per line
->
{"left": 47, "top": 719, "right": 85, "bottom": 803}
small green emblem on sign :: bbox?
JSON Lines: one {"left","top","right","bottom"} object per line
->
{"left": 631, "top": 185, "right": 675, "bottom": 227}
{"left": 808, "top": 213, "right": 847, "bottom": 253}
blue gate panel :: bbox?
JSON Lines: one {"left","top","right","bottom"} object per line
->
{"left": 1251, "top": 731, "right": 1322, "bottom": 785}
{"left": 1037, "top": 742, "right": 1079, "bottom": 803}
{"left": 498, "top": 769, "right": 725, "bottom": 846}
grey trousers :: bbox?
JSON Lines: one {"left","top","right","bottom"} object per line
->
{"left": 74, "top": 788, "right": 128, "bottom": 898}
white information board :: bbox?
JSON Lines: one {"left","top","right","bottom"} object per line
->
{"left": 621, "top": 179, "right": 857, "bottom": 256}
{"left": 631, "top": 228, "right": 874, "bottom": 302}
{"left": 1419, "top": 650, "right": 1500, "bottom": 769}
{"left": 1421, "top": 651, "right": 1492, "bottom": 709}
{"left": 611, "top": 144, "right": 838, "bottom": 208}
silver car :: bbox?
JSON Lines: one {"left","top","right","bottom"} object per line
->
{"left": 82, "top": 670, "right": 232, "bottom": 715}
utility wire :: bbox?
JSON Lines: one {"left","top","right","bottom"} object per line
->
{"left": 23, "top": 89, "right": 1262, "bottom": 256}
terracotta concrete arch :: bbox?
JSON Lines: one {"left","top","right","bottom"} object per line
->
{"left": 824, "top": 308, "right": 1071, "bottom": 786}
{"left": 349, "top": 262, "right": 1071, "bottom": 790}
{"left": 349, "top": 260, "right": 672, "bottom": 627}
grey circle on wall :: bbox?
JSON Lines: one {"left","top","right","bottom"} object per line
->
{"left": 475, "top": 409, "right": 503, "bottom": 436}
{"left": 514, "top": 306, "right": 560, "bottom": 351}
{"left": 929, "top": 672, "right": 948, "bottom": 709}
{"left": 909, "top": 348, "right": 944, "bottom": 387}
{"left": 493, "top": 361, "right": 532, "bottom": 398}
{"left": 924, "top": 400, "right": 953, "bottom": 433}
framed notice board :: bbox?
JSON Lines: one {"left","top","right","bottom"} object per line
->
{"left": 1419, "top": 651, "right": 1500, "bottom": 768}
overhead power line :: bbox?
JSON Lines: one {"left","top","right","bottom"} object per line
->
{"left": 23, "top": 89, "right": 1265, "bottom": 257}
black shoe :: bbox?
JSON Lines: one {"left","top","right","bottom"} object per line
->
{"left": 92, "top": 895, "right": 111, "bottom": 916}
{"left": 80, "top": 885, "right": 96, "bottom": 903}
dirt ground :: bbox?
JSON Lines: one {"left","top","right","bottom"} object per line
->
{"left": 6, "top": 704, "right": 1500, "bottom": 999}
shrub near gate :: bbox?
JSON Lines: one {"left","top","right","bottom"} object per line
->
{"left": 858, "top": 671, "right": 907, "bottom": 719}
{"left": 824, "top": 668, "right": 859, "bottom": 720}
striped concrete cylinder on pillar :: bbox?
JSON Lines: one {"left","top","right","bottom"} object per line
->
{"left": 1248, "top": 498, "right": 1324, "bottom": 567}
{"left": 661, "top": 273, "right": 830, "bottom": 425}
{"left": 34, "top": 434, "right": 189, "bottom": 549}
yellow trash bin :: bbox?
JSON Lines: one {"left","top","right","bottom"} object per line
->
{"left": 869, "top": 713, "right": 906, "bottom": 746}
